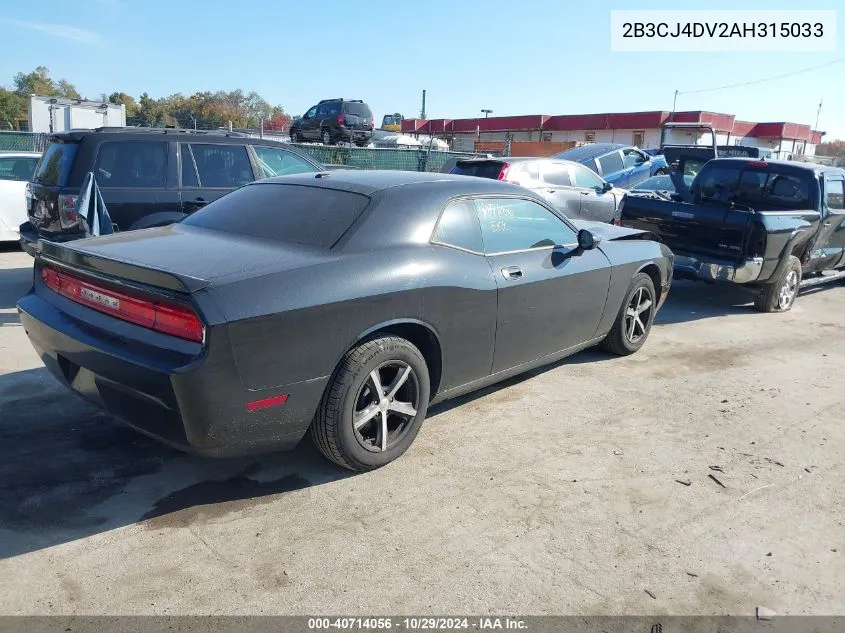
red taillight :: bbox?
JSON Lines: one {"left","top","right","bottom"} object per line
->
{"left": 613, "top": 218, "right": 621, "bottom": 226}
{"left": 338, "top": 114, "right": 345, "bottom": 126}
{"left": 747, "top": 161, "right": 767, "bottom": 168}
{"left": 497, "top": 163, "right": 512, "bottom": 181}
{"left": 246, "top": 393, "right": 289, "bottom": 413}
{"left": 58, "top": 194, "right": 79, "bottom": 229}
{"left": 40, "top": 265, "right": 204, "bottom": 343}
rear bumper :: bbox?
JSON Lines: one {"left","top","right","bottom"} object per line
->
{"left": 673, "top": 255, "right": 764, "bottom": 284}
{"left": 19, "top": 221, "right": 85, "bottom": 257}
{"left": 17, "top": 291, "right": 325, "bottom": 457}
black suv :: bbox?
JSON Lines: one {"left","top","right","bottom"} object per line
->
{"left": 20, "top": 127, "right": 324, "bottom": 255}
{"left": 289, "top": 99, "right": 374, "bottom": 147}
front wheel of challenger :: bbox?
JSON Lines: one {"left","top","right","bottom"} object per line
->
{"left": 312, "top": 336, "right": 431, "bottom": 471}
{"left": 600, "top": 272, "right": 656, "bottom": 356}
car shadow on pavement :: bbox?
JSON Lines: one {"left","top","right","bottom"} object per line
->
{"left": 0, "top": 266, "right": 32, "bottom": 311}
{"left": 654, "top": 280, "right": 758, "bottom": 325}
{"left": 0, "top": 367, "right": 354, "bottom": 560}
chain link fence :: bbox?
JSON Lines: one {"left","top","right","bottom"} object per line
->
{"left": 0, "top": 131, "right": 484, "bottom": 172}
{"left": 0, "top": 131, "right": 49, "bottom": 152}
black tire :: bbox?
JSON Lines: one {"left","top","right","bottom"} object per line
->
{"left": 754, "top": 255, "right": 801, "bottom": 313}
{"left": 311, "top": 336, "right": 430, "bottom": 471}
{"left": 600, "top": 272, "right": 657, "bottom": 356}
{"left": 290, "top": 130, "right": 300, "bottom": 143}
{"left": 321, "top": 129, "right": 333, "bottom": 146}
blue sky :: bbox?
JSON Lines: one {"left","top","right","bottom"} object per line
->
{"left": 1, "top": 0, "right": 843, "bottom": 140}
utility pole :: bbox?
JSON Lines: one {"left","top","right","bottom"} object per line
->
{"left": 671, "top": 90, "right": 678, "bottom": 121}
{"left": 481, "top": 109, "right": 493, "bottom": 118}
{"left": 420, "top": 90, "right": 426, "bottom": 120}
{"left": 814, "top": 98, "right": 823, "bottom": 132}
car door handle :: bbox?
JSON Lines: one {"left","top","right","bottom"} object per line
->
{"left": 501, "top": 266, "right": 523, "bottom": 280}
{"left": 580, "top": 191, "right": 590, "bottom": 195}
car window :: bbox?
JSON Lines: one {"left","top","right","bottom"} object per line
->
{"left": 697, "top": 165, "right": 812, "bottom": 208}
{"left": 32, "top": 142, "right": 78, "bottom": 186}
{"left": 542, "top": 163, "right": 571, "bottom": 186}
{"left": 180, "top": 143, "right": 199, "bottom": 187}
{"left": 474, "top": 198, "right": 577, "bottom": 255}
{"left": 254, "top": 146, "right": 316, "bottom": 178}
{"left": 597, "top": 151, "right": 624, "bottom": 175}
{"left": 316, "top": 104, "right": 328, "bottom": 117}
{"left": 0, "top": 156, "right": 39, "bottom": 182}
{"left": 623, "top": 148, "right": 647, "bottom": 168}
{"left": 183, "top": 183, "right": 370, "bottom": 248}
{"left": 304, "top": 106, "right": 317, "bottom": 119}
{"left": 825, "top": 179, "right": 844, "bottom": 210}
{"left": 571, "top": 164, "right": 605, "bottom": 190}
{"left": 343, "top": 102, "right": 373, "bottom": 118}
{"left": 190, "top": 144, "right": 254, "bottom": 188}
{"left": 519, "top": 162, "right": 540, "bottom": 182}
{"left": 450, "top": 161, "right": 505, "bottom": 179}
{"left": 326, "top": 103, "right": 341, "bottom": 116}
{"left": 95, "top": 141, "right": 167, "bottom": 188}
{"left": 432, "top": 200, "right": 483, "bottom": 253}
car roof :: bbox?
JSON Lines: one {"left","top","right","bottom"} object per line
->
{"left": 555, "top": 143, "right": 628, "bottom": 161}
{"left": 256, "top": 169, "right": 531, "bottom": 196}
{"left": 455, "top": 156, "right": 585, "bottom": 167}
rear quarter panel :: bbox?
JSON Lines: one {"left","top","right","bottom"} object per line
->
{"left": 206, "top": 244, "right": 499, "bottom": 396}
{"left": 594, "top": 239, "right": 671, "bottom": 337}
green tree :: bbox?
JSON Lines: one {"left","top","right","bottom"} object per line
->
{"left": 108, "top": 91, "right": 139, "bottom": 118}
{"left": 0, "top": 88, "right": 27, "bottom": 130}
{"left": 13, "top": 66, "right": 82, "bottom": 100}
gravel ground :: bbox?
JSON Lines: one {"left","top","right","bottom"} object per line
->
{"left": 0, "top": 244, "right": 842, "bottom": 616}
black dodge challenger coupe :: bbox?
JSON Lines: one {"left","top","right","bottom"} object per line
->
{"left": 18, "top": 170, "right": 673, "bottom": 471}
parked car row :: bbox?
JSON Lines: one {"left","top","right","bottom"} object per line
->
{"left": 9, "top": 127, "right": 845, "bottom": 475}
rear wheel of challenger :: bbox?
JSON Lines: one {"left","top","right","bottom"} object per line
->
{"left": 312, "top": 336, "right": 430, "bottom": 471}
{"left": 600, "top": 272, "right": 656, "bottom": 356}
{"left": 754, "top": 255, "right": 801, "bottom": 313}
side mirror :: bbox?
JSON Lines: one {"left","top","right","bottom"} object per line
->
{"left": 577, "top": 229, "right": 597, "bottom": 250}
{"left": 602, "top": 181, "right": 613, "bottom": 192}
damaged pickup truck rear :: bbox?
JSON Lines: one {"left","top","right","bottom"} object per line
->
{"left": 619, "top": 157, "right": 845, "bottom": 312}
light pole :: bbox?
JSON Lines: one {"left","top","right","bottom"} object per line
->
{"left": 189, "top": 114, "right": 197, "bottom": 130}
{"left": 481, "top": 109, "right": 493, "bottom": 118}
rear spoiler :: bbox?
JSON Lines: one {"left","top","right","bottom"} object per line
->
{"left": 36, "top": 239, "right": 211, "bottom": 294}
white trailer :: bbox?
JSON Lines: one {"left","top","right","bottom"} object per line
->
{"left": 28, "top": 96, "right": 126, "bottom": 134}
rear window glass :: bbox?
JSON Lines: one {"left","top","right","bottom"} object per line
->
{"left": 451, "top": 161, "right": 504, "bottom": 179}
{"left": 32, "top": 141, "right": 78, "bottom": 186}
{"left": 182, "top": 183, "right": 369, "bottom": 248}
{"left": 697, "top": 166, "right": 812, "bottom": 208}
{"left": 343, "top": 102, "right": 372, "bottom": 118}
{"left": 597, "top": 151, "right": 624, "bottom": 175}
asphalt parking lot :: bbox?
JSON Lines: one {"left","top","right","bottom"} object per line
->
{"left": 0, "top": 243, "right": 843, "bottom": 616}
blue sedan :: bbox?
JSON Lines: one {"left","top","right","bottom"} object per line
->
{"left": 553, "top": 143, "right": 669, "bottom": 188}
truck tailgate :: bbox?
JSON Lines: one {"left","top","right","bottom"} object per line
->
{"left": 620, "top": 195, "right": 752, "bottom": 264}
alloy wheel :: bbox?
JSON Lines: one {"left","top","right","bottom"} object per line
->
{"left": 624, "top": 286, "right": 653, "bottom": 344}
{"left": 353, "top": 361, "right": 419, "bottom": 453}
{"left": 778, "top": 270, "right": 799, "bottom": 310}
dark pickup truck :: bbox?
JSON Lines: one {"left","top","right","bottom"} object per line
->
{"left": 619, "top": 157, "right": 845, "bottom": 312}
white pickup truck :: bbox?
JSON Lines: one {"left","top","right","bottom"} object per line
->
{"left": 0, "top": 151, "right": 41, "bottom": 243}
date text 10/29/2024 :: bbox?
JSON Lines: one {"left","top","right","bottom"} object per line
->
{"left": 308, "top": 618, "right": 528, "bottom": 630}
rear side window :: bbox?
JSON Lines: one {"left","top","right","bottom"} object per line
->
{"left": 543, "top": 163, "right": 571, "bottom": 186}
{"left": 182, "top": 183, "right": 369, "bottom": 248}
{"left": 32, "top": 141, "right": 78, "bottom": 186}
{"left": 825, "top": 180, "right": 844, "bottom": 210}
{"left": 190, "top": 144, "right": 254, "bottom": 188}
{"left": 0, "top": 156, "right": 39, "bottom": 182}
{"left": 180, "top": 143, "right": 199, "bottom": 187}
{"left": 596, "top": 151, "right": 624, "bottom": 176}
{"left": 450, "top": 161, "right": 504, "bottom": 179}
{"left": 95, "top": 141, "right": 167, "bottom": 188}
{"left": 432, "top": 200, "right": 483, "bottom": 253}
